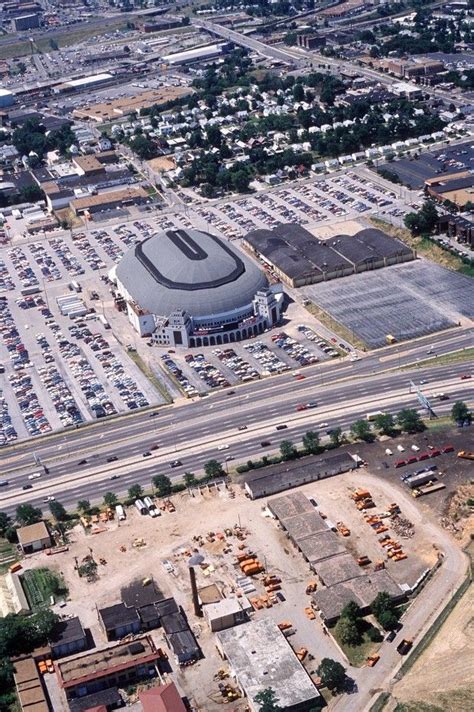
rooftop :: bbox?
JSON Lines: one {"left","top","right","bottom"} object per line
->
{"left": 315, "top": 553, "right": 366, "bottom": 587}
{"left": 115, "top": 228, "right": 268, "bottom": 319}
{"left": 98, "top": 602, "right": 140, "bottom": 630}
{"left": 244, "top": 451, "right": 357, "bottom": 499}
{"left": 17, "top": 521, "right": 50, "bottom": 547}
{"left": 69, "top": 687, "right": 122, "bottom": 712}
{"left": 121, "top": 578, "right": 164, "bottom": 609}
{"left": 297, "top": 530, "right": 347, "bottom": 564}
{"left": 57, "top": 636, "right": 159, "bottom": 689}
{"left": 217, "top": 619, "right": 319, "bottom": 710}
{"left": 71, "top": 186, "right": 147, "bottom": 211}
{"left": 139, "top": 682, "right": 187, "bottom": 712}
{"left": 266, "top": 491, "right": 314, "bottom": 520}
{"left": 13, "top": 657, "right": 49, "bottom": 712}
{"left": 51, "top": 616, "right": 86, "bottom": 649}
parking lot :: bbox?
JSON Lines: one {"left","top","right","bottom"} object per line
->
{"left": 304, "top": 261, "right": 474, "bottom": 348}
{"left": 377, "top": 140, "right": 474, "bottom": 188}
{"left": 191, "top": 170, "right": 399, "bottom": 239}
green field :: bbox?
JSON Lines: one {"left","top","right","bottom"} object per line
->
{"left": 21, "top": 568, "right": 67, "bottom": 609}
{"left": 332, "top": 622, "right": 381, "bottom": 667}
{"left": 0, "top": 538, "right": 18, "bottom": 574}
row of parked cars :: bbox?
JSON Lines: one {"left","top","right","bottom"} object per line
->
{"left": 72, "top": 233, "right": 106, "bottom": 272}
{"left": 161, "top": 354, "right": 198, "bottom": 397}
{"left": 91, "top": 229, "right": 124, "bottom": 264}
{"left": 9, "top": 246, "right": 39, "bottom": 290}
{"left": 394, "top": 444, "right": 454, "bottom": 468}
{"left": 50, "top": 237, "right": 85, "bottom": 276}
{"left": 29, "top": 241, "right": 61, "bottom": 282}
{"left": 185, "top": 353, "right": 230, "bottom": 389}
{"left": 0, "top": 258, "right": 14, "bottom": 292}
{"left": 214, "top": 348, "right": 259, "bottom": 382}
{"left": 89, "top": 335, "right": 149, "bottom": 411}
{"left": 244, "top": 341, "right": 290, "bottom": 375}
{"left": 271, "top": 331, "right": 319, "bottom": 366}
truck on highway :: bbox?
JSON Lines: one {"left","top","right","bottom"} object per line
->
{"left": 143, "top": 496, "right": 160, "bottom": 518}
{"left": 366, "top": 410, "right": 385, "bottom": 421}
{"left": 115, "top": 504, "right": 126, "bottom": 521}
{"left": 135, "top": 499, "right": 148, "bottom": 515}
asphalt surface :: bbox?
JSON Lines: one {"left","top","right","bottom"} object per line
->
{"left": 0, "top": 328, "right": 472, "bottom": 513}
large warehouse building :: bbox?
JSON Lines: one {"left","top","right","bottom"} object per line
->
{"left": 243, "top": 223, "right": 415, "bottom": 287}
{"left": 113, "top": 228, "right": 282, "bottom": 347}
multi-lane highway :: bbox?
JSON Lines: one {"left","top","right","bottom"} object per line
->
{"left": 0, "top": 328, "right": 472, "bottom": 513}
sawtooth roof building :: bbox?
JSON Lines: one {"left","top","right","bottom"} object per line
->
{"left": 114, "top": 228, "right": 282, "bottom": 347}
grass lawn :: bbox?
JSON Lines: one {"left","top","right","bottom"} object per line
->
{"left": 403, "top": 347, "right": 474, "bottom": 370}
{"left": 0, "top": 538, "right": 18, "bottom": 574}
{"left": 332, "top": 621, "right": 381, "bottom": 667}
{"left": 21, "top": 568, "right": 67, "bottom": 609}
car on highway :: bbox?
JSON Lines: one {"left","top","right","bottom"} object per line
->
{"left": 276, "top": 424, "right": 288, "bottom": 430}
{"left": 150, "top": 445, "right": 160, "bottom": 451}
{"left": 260, "top": 440, "right": 271, "bottom": 447}
{"left": 317, "top": 422, "right": 328, "bottom": 428}
{"left": 43, "top": 496, "right": 55, "bottom": 502}
{"left": 170, "top": 460, "right": 182, "bottom": 468}
{"left": 238, "top": 425, "right": 247, "bottom": 431}
{"left": 110, "top": 474, "right": 120, "bottom": 480}
{"left": 22, "top": 484, "right": 33, "bottom": 490}
{"left": 225, "top": 455, "right": 234, "bottom": 461}
{"left": 28, "top": 472, "right": 41, "bottom": 480}
{"left": 78, "top": 459, "right": 87, "bottom": 465}
{"left": 460, "top": 374, "right": 472, "bottom": 380}
{"left": 296, "top": 404, "right": 307, "bottom": 411}
{"left": 143, "top": 451, "right": 152, "bottom": 457}
{"left": 227, "top": 390, "right": 235, "bottom": 395}
{"left": 106, "top": 456, "right": 118, "bottom": 462}
{"left": 307, "top": 401, "right": 317, "bottom": 408}
{"left": 217, "top": 444, "right": 229, "bottom": 450}
{"left": 149, "top": 412, "right": 159, "bottom": 417}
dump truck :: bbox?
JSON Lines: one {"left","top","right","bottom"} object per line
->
{"left": 457, "top": 450, "right": 474, "bottom": 460}
{"left": 351, "top": 489, "right": 371, "bottom": 501}
{"left": 357, "top": 556, "right": 371, "bottom": 566}
{"left": 336, "top": 522, "right": 350, "bottom": 536}
{"left": 305, "top": 581, "right": 317, "bottom": 594}
{"left": 367, "top": 654, "right": 380, "bottom": 667}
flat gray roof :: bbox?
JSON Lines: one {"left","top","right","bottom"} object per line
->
{"left": 279, "top": 510, "right": 330, "bottom": 542}
{"left": 217, "top": 619, "right": 319, "bottom": 710}
{"left": 267, "top": 491, "right": 314, "bottom": 521}
{"left": 315, "top": 553, "right": 366, "bottom": 587}
{"left": 297, "top": 530, "right": 347, "bottom": 564}
{"left": 313, "top": 569, "right": 403, "bottom": 621}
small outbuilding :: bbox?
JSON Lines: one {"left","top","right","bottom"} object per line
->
{"left": 17, "top": 522, "right": 52, "bottom": 554}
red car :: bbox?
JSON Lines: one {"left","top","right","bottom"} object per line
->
{"left": 395, "top": 459, "right": 406, "bottom": 468}
{"left": 442, "top": 444, "right": 454, "bottom": 453}
{"left": 418, "top": 452, "right": 430, "bottom": 461}
{"left": 296, "top": 404, "right": 307, "bottom": 411}
{"left": 295, "top": 375, "right": 306, "bottom": 381}
{"left": 430, "top": 449, "right": 441, "bottom": 457}
{"left": 406, "top": 456, "right": 417, "bottom": 465}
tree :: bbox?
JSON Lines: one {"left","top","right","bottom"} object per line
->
{"left": 373, "top": 412, "right": 395, "bottom": 435}
{"left": 341, "top": 600, "right": 362, "bottom": 622}
{"left": 396, "top": 408, "right": 425, "bottom": 433}
{"left": 184, "top": 472, "right": 197, "bottom": 488}
{"left": 103, "top": 492, "right": 117, "bottom": 507}
{"left": 280, "top": 439, "right": 297, "bottom": 460}
{"left": 329, "top": 426, "right": 342, "bottom": 447}
{"left": 371, "top": 591, "right": 399, "bottom": 630}
{"left": 15, "top": 504, "right": 42, "bottom": 527}
{"left": 350, "top": 419, "right": 373, "bottom": 442}
{"left": 302, "top": 430, "right": 321, "bottom": 454}
{"left": 128, "top": 484, "right": 143, "bottom": 500}
{"left": 317, "top": 658, "right": 346, "bottom": 691}
{"left": 77, "top": 499, "right": 91, "bottom": 513}
{"left": 254, "top": 688, "right": 282, "bottom": 712}
{"left": 129, "top": 135, "right": 156, "bottom": 160}
{"left": 0, "top": 512, "right": 11, "bottom": 536}
{"left": 378, "top": 609, "right": 399, "bottom": 631}
{"left": 49, "top": 500, "right": 67, "bottom": 521}
{"left": 152, "top": 474, "right": 172, "bottom": 497}
{"left": 451, "top": 400, "right": 471, "bottom": 424}
{"left": 404, "top": 199, "right": 438, "bottom": 235}
{"left": 293, "top": 82, "right": 305, "bottom": 102}
{"left": 335, "top": 616, "right": 361, "bottom": 646}
{"left": 204, "top": 460, "right": 224, "bottom": 478}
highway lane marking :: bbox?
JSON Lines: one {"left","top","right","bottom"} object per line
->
{"left": 1, "top": 380, "right": 469, "bottom": 505}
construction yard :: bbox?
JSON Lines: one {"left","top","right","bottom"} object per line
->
{"left": 11, "top": 467, "right": 460, "bottom": 711}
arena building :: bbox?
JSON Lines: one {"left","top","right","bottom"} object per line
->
{"left": 113, "top": 228, "right": 282, "bottom": 348}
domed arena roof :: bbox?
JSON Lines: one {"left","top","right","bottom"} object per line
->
{"left": 115, "top": 228, "right": 269, "bottom": 318}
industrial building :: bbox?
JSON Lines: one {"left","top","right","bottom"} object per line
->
{"left": 70, "top": 186, "right": 148, "bottom": 216}
{"left": 54, "top": 73, "right": 114, "bottom": 94}
{"left": 50, "top": 617, "right": 87, "bottom": 659}
{"left": 425, "top": 170, "right": 474, "bottom": 207}
{"left": 13, "top": 12, "right": 39, "bottom": 30}
{"left": 217, "top": 618, "right": 320, "bottom": 711}
{"left": 0, "top": 88, "right": 15, "bottom": 109}
{"left": 268, "top": 491, "right": 404, "bottom": 624}
{"left": 13, "top": 656, "right": 49, "bottom": 712}
{"left": 203, "top": 596, "right": 251, "bottom": 632}
{"left": 437, "top": 213, "right": 474, "bottom": 247}
{"left": 243, "top": 224, "right": 414, "bottom": 287}
{"left": 113, "top": 228, "right": 282, "bottom": 347}
{"left": 162, "top": 42, "right": 231, "bottom": 66}
{"left": 244, "top": 451, "right": 358, "bottom": 499}
{"left": 56, "top": 635, "right": 163, "bottom": 700}
{"left": 73, "top": 86, "right": 192, "bottom": 123}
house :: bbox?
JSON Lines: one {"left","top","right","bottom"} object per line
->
{"left": 17, "top": 522, "right": 52, "bottom": 554}
{"left": 203, "top": 597, "right": 251, "bottom": 632}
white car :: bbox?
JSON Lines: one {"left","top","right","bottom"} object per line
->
{"left": 28, "top": 472, "right": 42, "bottom": 480}
{"left": 43, "top": 496, "right": 55, "bottom": 502}
{"left": 397, "top": 445, "right": 405, "bottom": 452}
{"left": 317, "top": 422, "right": 329, "bottom": 428}
{"left": 217, "top": 444, "right": 229, "bottom": 451}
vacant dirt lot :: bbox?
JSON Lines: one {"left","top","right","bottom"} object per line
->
{"left": 392, "top": 573, "right": 474, "bottom": 711}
